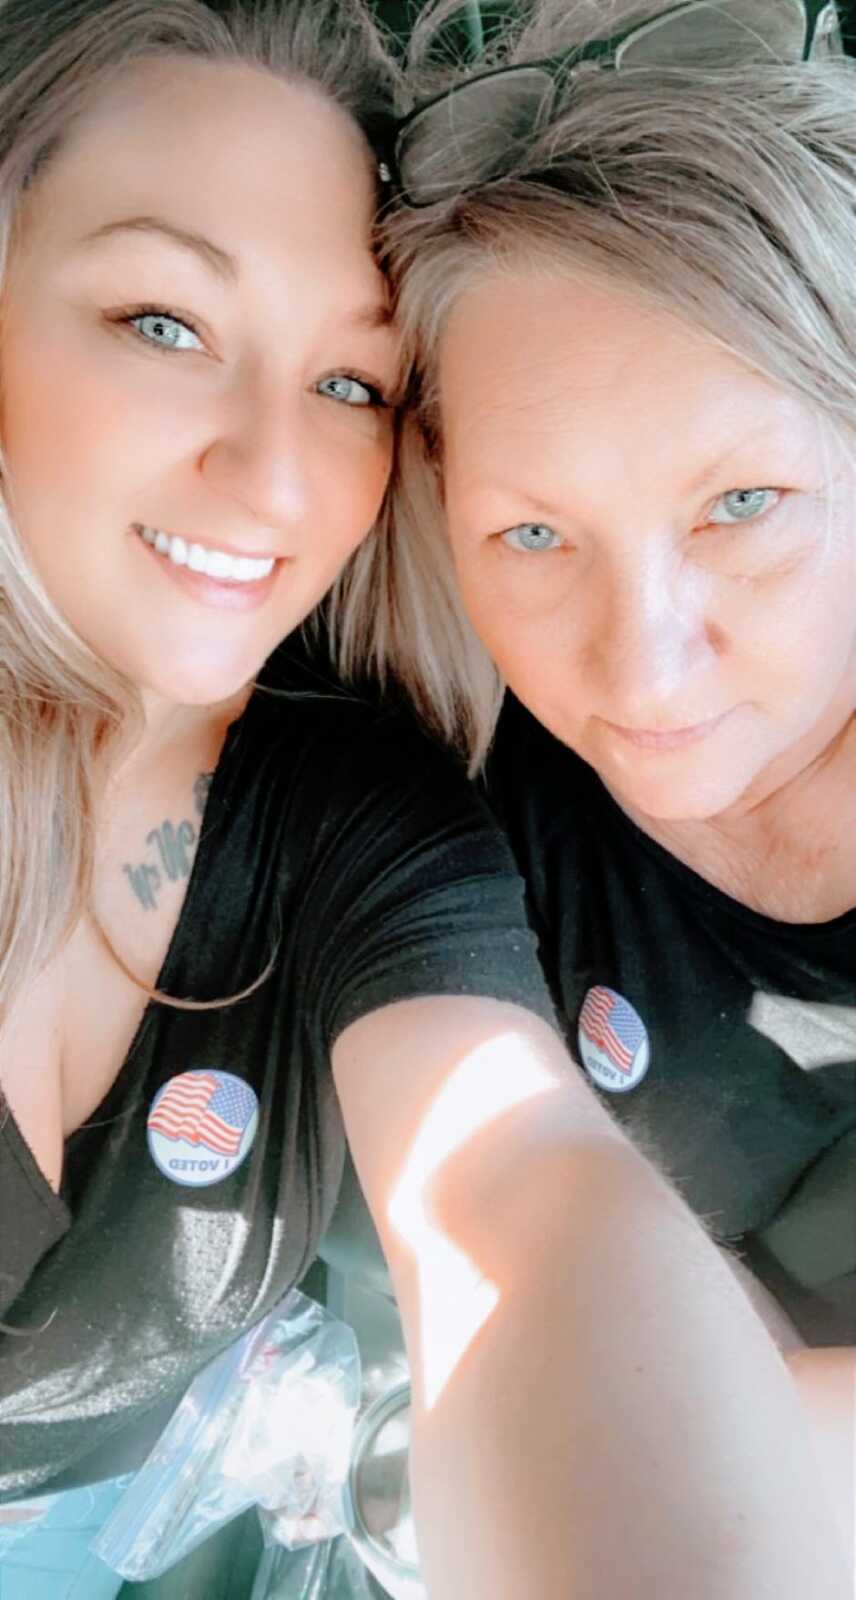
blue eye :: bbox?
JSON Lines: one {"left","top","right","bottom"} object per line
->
{"left": 128, "top": 311, "right": 204, "bottom": 352}
{"left": 317, "top": 374, "right": 380, "bottom": 408}
{"left": 501, "top": 523, "right": 562, "bottom": 553}
{"left": 708, "top": 488, "right": 780, "bottom": 525}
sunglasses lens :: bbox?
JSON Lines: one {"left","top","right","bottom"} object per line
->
{"left": 398, "top": 67, "right": 552, "bottom": 205}
{"left": 617, "top": 0, "right": 815, "bottom": 66}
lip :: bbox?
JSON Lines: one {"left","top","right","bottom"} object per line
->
{"left": 602, "top": 709, "right": 733, "bottom": 752}
{"left": 132, "top": 524, "right": 282, "bottom": 612}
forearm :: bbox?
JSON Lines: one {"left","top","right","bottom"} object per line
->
{"left": 406, "top": 1138, "right": 851, "bottom": 1598}
{"left": 787, "top": 1347, "right": 856, "bottom": 1575}
{"left": 722, "top": 1260, "right": 855, "bottom": 1567}
{"left": 336, "top": 996, "right": 851, "bottom": 1597}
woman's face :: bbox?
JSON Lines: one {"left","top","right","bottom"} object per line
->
{"left": 440, "top": 273, "right": 856, "bottom": 822}
{"left": 0, "top": 58, "right": 398, "bottom": 706}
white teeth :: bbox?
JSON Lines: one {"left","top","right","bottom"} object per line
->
{"left": 206, "top": 550, "right": 233, "bottom": 580}
{"left": 138, "top": 527, "right": 276, "bottom": 584}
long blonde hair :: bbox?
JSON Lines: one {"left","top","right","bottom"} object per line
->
{"left": 346, "top": 0, "right": 856, "bottom": 767}
{"left": 0, "top": 0, "right": 402, "bottom": 1030}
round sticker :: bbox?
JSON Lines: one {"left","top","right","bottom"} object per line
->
{"left": 147, "top": 1069, "right": 259, "bottom": 1187}
{"left": 577, "top": 985, "right": 650, "bottom": 1093}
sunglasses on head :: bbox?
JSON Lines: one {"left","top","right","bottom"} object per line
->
{"left": 374, "top": 0, "right": 843, "bottom": 207}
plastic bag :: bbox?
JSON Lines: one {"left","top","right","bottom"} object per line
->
{"left": 93, "top": 1288, "right": 361, "bottom": 1581}
{"left": 250, "top": 1533, "right": 373, "bottom": 1599}
{"left": 0, "top": 1476, "right": 133, "bottom": 1600}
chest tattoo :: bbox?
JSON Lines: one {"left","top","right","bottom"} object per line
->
{"left": 193, "top": 771, "right": 213, "bottom": 816}
{"left": 122, "top": 771, "right": 213, "bottom": 912}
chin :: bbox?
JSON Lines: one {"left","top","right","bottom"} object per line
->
{"left": 135, "top": 645, "right": 269, "bottom": 709}
{"left": 607, "top": 764, "right": 756, "bottom": 824}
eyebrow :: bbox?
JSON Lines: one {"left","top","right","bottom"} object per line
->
{"left": 686, "top": 422, "right": 792, "bottom": 495}
{"left": 460, "top": 423, "right": 798, "bottom": 520}
{"left": 76, "top": 213, "right": 394, "bottom": 330}
{"left": 78, "top": 215, "right": 239, "bottom": 283}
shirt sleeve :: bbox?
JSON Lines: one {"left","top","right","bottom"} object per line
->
{"left": 745, "top": 1126, "right": 856, "bottom": 1344}
{"left": 291, "top": 708, "right": 560, "bottom": 1050}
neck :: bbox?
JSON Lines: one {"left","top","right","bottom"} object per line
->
{"left": 110, "top": 683, "right": 253, "bottom": 790}
{"left": 619, "top": 706, "right": 856, "bottom": 920}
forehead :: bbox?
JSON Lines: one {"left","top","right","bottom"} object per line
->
{"left": 16, "top": 56, "right": 380, "bottom": 290}
{"left": 438, "top": 270, "right": 806, "bottom": 468}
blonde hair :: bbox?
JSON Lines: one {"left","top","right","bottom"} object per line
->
{"left": 0, "top": 0, "right": 402, "bottom": 1030}
{"left": 349, "top": 0, "right": 856, "bottom": 766}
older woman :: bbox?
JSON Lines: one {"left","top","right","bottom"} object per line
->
{"left": 361, "top": 0, "right": 856, "bottom": 1573}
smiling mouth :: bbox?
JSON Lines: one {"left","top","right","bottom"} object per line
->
{"left": 134, "top": 524, "right": 278, "bottom": 585}
{"left": 603, "top": 711, "right": 732, "bottom": 751}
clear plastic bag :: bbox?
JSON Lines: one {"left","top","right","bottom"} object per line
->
{"left": 250, "top": 1533, "right": 373, "bottom": 1599}
{"left": 0, "top": 1476, "right": 133, "bottom": 1600}
{"left": 93, "top": 1288, "right": 361, "bottom": 1581}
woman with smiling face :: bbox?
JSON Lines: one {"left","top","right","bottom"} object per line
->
{"left": 373, "top": 0, "right": 856, "bottom": 1563}
{"left": 0, "top": 1, "right": 851, "bottom": 1595}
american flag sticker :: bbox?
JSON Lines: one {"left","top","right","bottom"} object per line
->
{"left": 147, "top": 1070, "right": 259, "bottom": 1187}
{"left": 577, "top": 986, "right": 650, "bottom": 1093}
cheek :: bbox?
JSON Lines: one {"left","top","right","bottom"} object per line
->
{"left": 321, "top": 427, "right": 392, "bottom": 560}
{"left": 453, "top": 550, "right": 577, "bottom": 712}
{"left": 358, "top": 428, "right": 393, "bottom": 521}
{"left": 727, "top": 557, "right": 856, "bottom": 706}
{"left": 452, "top": 539, "right": 571, "bottom": 653}
{"left": 0, "top": 322, "right": 181, "bottom": 529}
{"left": 451, "top": 549, "right": 513, "bottom": 666}
{"left": 0, "top": 343, "right": 112, "bottom": 609}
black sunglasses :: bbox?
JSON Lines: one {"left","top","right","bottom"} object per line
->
{"left": 375, "top": 0, "right": 842, "bottom": 207}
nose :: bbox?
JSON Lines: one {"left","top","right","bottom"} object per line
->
{"left": 583, "top": 549, "right": 717, "bottom": 721}
{"left": 199, "top": 377, "right": 311, "bottom": 532}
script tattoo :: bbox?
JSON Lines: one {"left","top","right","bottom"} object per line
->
{"left": 122, "top": 771, "right": 212, "bottom": 912}
{"left": 194, "top": 770, "right": 213, "bottom": 818}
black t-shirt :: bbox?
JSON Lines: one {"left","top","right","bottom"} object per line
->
{"left": 0, "top": 653, "right": 554, "bottom": 1499}
{"left": 487, "top": 694, "right": 856, "bottom": 1346}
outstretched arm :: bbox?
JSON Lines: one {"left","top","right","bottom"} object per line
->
{"left": 787, "top": 1347, "right": 856, "bottom": 1573}
{"left": 334, "top": 995, "right": 850, "bottom": 1599}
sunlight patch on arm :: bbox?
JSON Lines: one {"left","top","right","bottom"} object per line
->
{"left": 387, "top": 1030, "right": 558, "bottom": 1410}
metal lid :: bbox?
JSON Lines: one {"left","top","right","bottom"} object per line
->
{"left": 344, "top": 1383, "right": 425, "bottom": 1600}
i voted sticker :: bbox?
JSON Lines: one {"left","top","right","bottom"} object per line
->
{"left": 577, "top": 986, "right": 650, "bottom": 1093}
{"left": 147, "top": 1069, "right": 258, "bottom": 1187}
